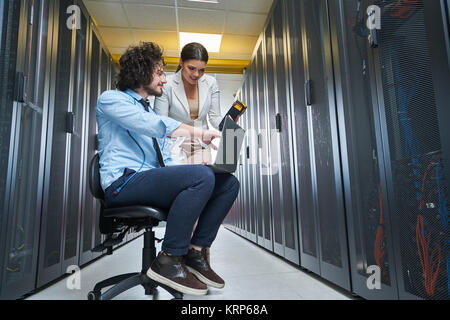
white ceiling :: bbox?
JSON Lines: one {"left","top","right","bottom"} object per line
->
{"left": 82, "top": 0, "right": 274, "bottom": 60}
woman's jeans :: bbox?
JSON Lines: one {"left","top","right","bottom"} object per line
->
{"left": 104, "top": 165, "right": 240, "bottom": 256}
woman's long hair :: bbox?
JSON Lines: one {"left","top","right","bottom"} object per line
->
{"left": 176, "top": 42, "right": 209, "bottom": 72}
{"left": 116, "top": 42, "right": 164, "bottom": 91}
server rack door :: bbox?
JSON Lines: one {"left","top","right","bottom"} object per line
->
{"left": 242, "top": 76, "right": 252, "bottom": 241}
{"left": 285, "top": 0, "right": 318, "bottom": 274}
{"left": 62, "top": 5, "right": 88, "bottom": 274}
{"left": 300, "top": 0, "right": 351, "bottom": 290}
{"left": 327, "top": 0, "right": 399, "bottom": 299}
{"left": 239, "top": 80, "right": 248, "bottom": 239}
{"left": 372, "top": 0, "right": 450, "bottom": 300}
{"left": 237, "top": 89, "right": 246, "bottom": 237}
{"left": 0, "top": 0, "right": 46, "bottom": 299}
{"left": 264, "top": 17, "right": 284, "bottom": 257}
{"left": 272, "top": 0, "right": 299, "bottom": 264}
{"left": 38, "top": 0, "right": 81, "bottom": 287}
{"left": 0, "top": 0, "right": 22, "bottom": 298}
{"left": 257, "top": 40, "right": 273, "bottom": 252}
{"left": 79, "top": 23, "right": 101, "bottom": 265}
{"left": 246, "top": 63, "right": 257, "bottom": 243}
{"left": 253, "top": 41, "right": 268, "bottom": 250}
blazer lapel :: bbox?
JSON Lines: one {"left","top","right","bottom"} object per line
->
{"left": 172, "top": 71, "right": 190, "bottom": 117}
{"left": 198, "top": 76, "right": 208, "bottom": 117}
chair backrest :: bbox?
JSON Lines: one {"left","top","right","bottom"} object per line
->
{"left": 89, "top": 153, "right": 105, "bottom": 200}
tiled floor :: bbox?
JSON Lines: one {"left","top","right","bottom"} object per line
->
{"left": 26, "top": 226, "right": 354, "bottom": 300}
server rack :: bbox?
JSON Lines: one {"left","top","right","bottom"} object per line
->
{"left": 0, "top": 0, "right": 119, "bottom": 299}
{"left": 264, "top": 15, "right": 285, "bottom": 258}
{"left": 327, "top": 0, "right": 399, "bottom": 299}
{"left": 371, "top": 0, "right": 450, "bottom": 300}
{"left": 254, "top": 37, "right": 273, "bottom": 252}
{"left": 272, "top": 0, "right": 300, "bottom": 265}
{"left": 0, "top": 0, "right": 45, "bottom": 300}
{"left": 244, "top": 72, "right": 257, "bottom": 243}
{"left": 38, "top": 0, "right": 85, "bottom": 287}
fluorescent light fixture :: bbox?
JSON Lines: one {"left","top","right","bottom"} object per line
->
{"left": 187, "top": 0, "right": 220, "bottom": 3}
{"left": 179, "top": 32, "right": 222, "bottom": 53}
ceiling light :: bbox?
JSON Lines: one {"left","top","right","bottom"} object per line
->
{"left": 179, "top": 32, "right": 222, "bottom": 53}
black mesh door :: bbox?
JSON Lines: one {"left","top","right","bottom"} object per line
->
{"left": 329, "top": 0, "right": 399, "bottom": 299}
{"left": 374, "top": 0, "right": 450, "bottom": 300}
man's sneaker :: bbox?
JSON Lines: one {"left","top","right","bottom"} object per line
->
{"left": 147, "top": 251, "right": 208, "bottom": 296}
{"left": 184, "top": 248, "right": 225, "bottom": 289}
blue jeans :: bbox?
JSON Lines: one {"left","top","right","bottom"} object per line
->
{"left": 104, "top": 165, "right": 240, "bottom": 256}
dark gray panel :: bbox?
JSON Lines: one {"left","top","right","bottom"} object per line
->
{"left": 264, "top": 18, "right": 283, "bottom": 251}
{"left": 329, "top": 0, "right": 398, "bottom": 299}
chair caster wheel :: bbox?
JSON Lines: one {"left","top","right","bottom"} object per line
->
{"left": 87, "top": 291, "right": 100, "bottom": 300}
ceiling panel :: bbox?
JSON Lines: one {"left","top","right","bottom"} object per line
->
{"left": 219, "top": 34, "right": 258, "bottom": 57}
{"left": 124, "top": 4, "right": 177, "bottom": 30}
{"left": 225, "top": 11, "right": 266, "bottom": 36}
{"left": 83, "top": 1, "right": 129, "bottom": 27}
{"left": 82, "top": 0, "right": 274, "bottom": 69}
{"left": 132, "top": 30, "right": 179, "bottom": 51}
{"left": 178, "top": 7, "right": 225, "bottom": 34}
{"left": 225, "top": 0, "right": 274, "bottom": 13}
{"left": 98, "top": 27, "right": 136, "bottom": 47}
{"left": 178, "top": 0, "right": 226, "bottom": 10}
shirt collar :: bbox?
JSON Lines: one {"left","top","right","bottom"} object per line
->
{"left": 124, "top": 89, "right": 148, "bottom": 103}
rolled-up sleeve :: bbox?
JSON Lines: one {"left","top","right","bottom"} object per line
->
{"left": 98, "top": 91, "right": 181, "bottom": 137}
{"left": 208, "top": 78, "right": 222, "bottom": 129}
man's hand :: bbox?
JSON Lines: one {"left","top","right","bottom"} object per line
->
{"left": 169, "top": 124, "right": 221, "bottom": 150}
{"left": 202, "top": 129, "right": 221, "bottom": 150}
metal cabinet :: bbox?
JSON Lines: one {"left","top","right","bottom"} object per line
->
{"left": 287, "top": 0, "right": 351, "bottom": 289}
{"left": 38, "top": 0, "right": 86, "bottom": 287}
{"left": 327, "top": 0, "right": 399, "bottom": 299}
{"left": 255, "top": 39, "right": 273, "bottom": 252}
{"left": 370, "top": 0, "right": 450, "bottom": 300}
{"left": 79, "top": 25, "right": 103, "bottom": 265}
{"left": 0, "top": 0, "right": 118, "bottom": 299}
{"left": 0, "top": 0, "right": 46, "bottom": 300}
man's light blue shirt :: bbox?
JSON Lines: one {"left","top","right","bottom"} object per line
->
{"left": 96, "top": 89, "right": 182, "bottom": 191}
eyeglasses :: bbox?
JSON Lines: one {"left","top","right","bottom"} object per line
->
{"left": 154, "top": 65, "right": 166, "bottom": 78}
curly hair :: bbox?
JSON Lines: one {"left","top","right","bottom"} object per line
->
{"left": 116, "top": 42, "right": 164, "bottom": 91}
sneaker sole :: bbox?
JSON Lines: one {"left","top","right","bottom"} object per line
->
{"left": 186, "top": 266, "right": 225, "bottom": 289}
{"left": 146, "top": 267, "right": 208, "bottom": 296}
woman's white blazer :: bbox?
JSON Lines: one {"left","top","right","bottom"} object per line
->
{"left": 154, "top": 70, "right": 222, "bottom": 130}
{"left": 154, "top": 70, "right": 222, "bottom": 162}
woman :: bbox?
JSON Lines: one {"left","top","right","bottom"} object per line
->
{"left": 154, "top": 42, "right": 222, "bottom": 165}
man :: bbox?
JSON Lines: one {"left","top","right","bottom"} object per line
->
{"left": 96, "top": 42, "right": 240, "bottom": 296}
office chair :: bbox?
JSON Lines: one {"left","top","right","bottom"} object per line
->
{"left": 86, "top": 153, "right": 183, "bottom": 300}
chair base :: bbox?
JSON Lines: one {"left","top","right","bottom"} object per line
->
{"left": 87, "top": 272, "right": 183, "bottom": 300}
{"left": 87, "top": 227, "right": 183, "bottom": 300}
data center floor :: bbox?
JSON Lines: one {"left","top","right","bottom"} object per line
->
{"left": 26, "top": 226, "right": 353, "bottom": 300}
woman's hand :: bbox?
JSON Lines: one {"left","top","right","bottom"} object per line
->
{"left": 230, "top": 114, "right": 241, "bottom": 123}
